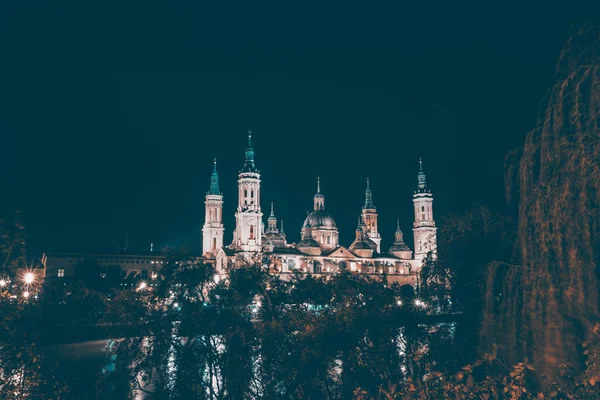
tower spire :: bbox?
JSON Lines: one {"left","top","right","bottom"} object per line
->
{"left": 363, "top": 177, "right": 375, "bottom": 209}
{"left": 417, "top": 157, "right": 428, "bottom": 192}
{"left": 243, "top": 131, "right": 257, "bottom": 172}
{"left": 208, "top": 158, "right": 220, "bottom": 195}
{"left": 267, "top": 201, "right": 277, "bottom": 232}
{"left": 313, "top": 176, "right": 325, "bottom": 210}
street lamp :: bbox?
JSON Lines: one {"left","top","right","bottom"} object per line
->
{"left": 137, "top": 281, "right": 148, "bottom": 291}
{"left": 0, "top": 279, "right": 6, "bottom": 288}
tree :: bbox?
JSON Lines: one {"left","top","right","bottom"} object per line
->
{"left": 483, "top": 22, "right": 600, "bottom": 389}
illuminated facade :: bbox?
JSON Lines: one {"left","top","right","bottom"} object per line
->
{"left": 203, "top": 134, "right": 437, "bottom": 285}
{"left": 202, "top": 159, "right": 224, "bottom": 257}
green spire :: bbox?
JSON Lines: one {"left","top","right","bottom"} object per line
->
{"left": 208, "top": 158, "right": 220, "bottom": 195}
{"left": 268, "top": 202, "right": 276, "bottom": 220}
{"left": 363, "top": 177, "right": 375, "bottom": 209}
{"left": 417, "top": 157, "right": 428, "bottom": 191}
{"left": 243, "top": 131, "right": 257, "bottom": 172}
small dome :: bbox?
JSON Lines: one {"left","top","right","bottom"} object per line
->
{"left": 265, "top": 232, "right": 286, "bottom": 241}
{"left": 298, "top": 236, "right": 320, "bottom": 248}
{"left": 389, "top": 242, "right": 411, "bottom": 252}
{"left": 350, "top": 240, "right": 373, "bottom": 250}
{"left": 302, "top": 210, "right": 338, "bottom": 230}
{"left": 365, "top": 237, "right": 378, "bottom": 251}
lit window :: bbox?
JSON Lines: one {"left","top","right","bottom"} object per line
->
{"left": 58, "top": 269, "right": 64, "bottom": 277}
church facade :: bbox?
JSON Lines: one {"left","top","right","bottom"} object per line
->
{"left": 203, "top": 133, "right": 437, "bottom": 286}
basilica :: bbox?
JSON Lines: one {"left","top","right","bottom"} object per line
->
{"left": 203, "top": 133, "right": 437, "bottom": 285}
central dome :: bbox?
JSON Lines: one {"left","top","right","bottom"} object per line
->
{"left": 303, "top": 210, "right": 338, "bottom": 230}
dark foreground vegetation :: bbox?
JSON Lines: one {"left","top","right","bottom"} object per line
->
{"left": 2, "top": 23, "right": 600, "bottom": 400}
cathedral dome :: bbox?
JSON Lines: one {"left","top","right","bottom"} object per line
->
{"left": 302, "top": 210, "right": 338, "bottom": 230}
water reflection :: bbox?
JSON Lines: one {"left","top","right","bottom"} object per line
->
{"left": 42, "top": 322, "right": 461, "bottom": 398}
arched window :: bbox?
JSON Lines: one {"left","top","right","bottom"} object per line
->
{"left": 212, "top": 238, "right": 217, "bottom": 250}
{"left": 250, "top": 226, "right": 254, "bottom": 239}
{"left": 244, "top": 189, "right": 248, "bottom": 198}
{"left": 327, "top": 236, "right": 331, "bottom": 245}
{"left": 421, "top": 206, "right": 425, "bottom": 212}
{"left": 251, "top": 190, "right": 254, "bottom": 198}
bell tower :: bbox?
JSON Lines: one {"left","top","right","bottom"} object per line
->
{"left": 232, "top": 132, "right": 263, "bottom": 252}
{"left": 202, "top": 158, "right": 224, "bottom": 256}
{"left": 413, "top": 158, "right": 437, "bottom": 261}
{"left": 361, "top": 178, "right": 381, "bottom": 252}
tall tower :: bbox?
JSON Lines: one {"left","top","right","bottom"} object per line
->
{"left": 232, "top": 132, "right": 263, "bottom": 252}
{"left": 361, "top": 178, "right": 381, "bottom": 252}
{"left": 413, "top": 158, "right": 437, "bottom": 261}
{"left": 202, "top": 158, "right": 224, "bottom": 256}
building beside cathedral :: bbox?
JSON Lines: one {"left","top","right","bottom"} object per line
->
{"left": 203, "top": 133, "right": 437, "bottom": 286}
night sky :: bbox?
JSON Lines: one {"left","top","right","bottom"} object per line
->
{"left": 0, "top": 2, "right": 593, "bottom": 255}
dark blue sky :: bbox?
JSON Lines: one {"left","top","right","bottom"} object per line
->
{"left": 0, "top": 2, "right": 592, "bottom": 254}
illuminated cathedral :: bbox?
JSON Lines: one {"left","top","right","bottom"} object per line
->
{"left": 203, "top": 133, "right": 437, "bottom": 285}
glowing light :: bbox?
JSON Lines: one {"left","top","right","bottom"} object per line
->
{"left": 23, "top": 291, "right": 30, "bottom": 298}
{"left": 173, "top": 302, "right": 179, "bottom": 308}
{"left": 414, "top": 299, "right": 427, "bottom": 309}
{"left": 137, "top": 281, "right": 148, "bottom": 291}
{"left": 23, "top": 272, "right": 34, "bottom": 285}
{"left": 255, "top": 300, "right": 261, "bottom": 308}
{"left": 397, "top": 300, "right": 402, "bottom": 306}
{"left": 213, "top": 274, "right": 220, "bottom": 284}
{"left": 0, "top": 279, "right": 6, "bottom": 287}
